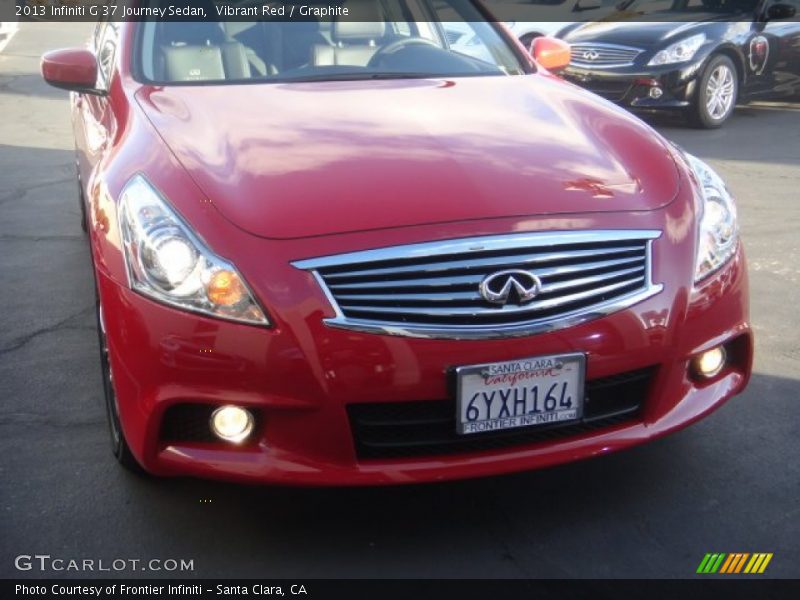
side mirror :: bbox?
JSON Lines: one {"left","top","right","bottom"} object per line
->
{"left": 531, "top": 37, "right": 571, "bottom": 72}
{"left": 767, "top": 2, "right": 797, "bottom": 20}
{"left": 574, "top": 0, "right": 603, "bottom": 11}
{"left": 41, "top": 48, "right": 104, "bottom": 95}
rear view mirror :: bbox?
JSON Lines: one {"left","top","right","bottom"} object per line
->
{"left": 41, "top": 48, "right": 104, "bottom": 95}
{"left": 531, "top": 37, "right": 572, "bottom": 72}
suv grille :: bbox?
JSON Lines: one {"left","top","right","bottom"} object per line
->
{"left": 348, "top": 366, "right": 656, "bottom": 460}
{"left": 293, "top": 231, "right": 662, "bottom": 339}
{"left": 570, "top": 44, "right": 643, "bottom": 68}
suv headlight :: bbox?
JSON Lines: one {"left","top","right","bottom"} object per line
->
{"left": 118, "top": 175, "right": 269, "bottom": 326}
{"left": 648, "top": 33, "right": 706, "bottom": 66}
{"left": 684, "top": 153, "right": 738, "bottom": 283}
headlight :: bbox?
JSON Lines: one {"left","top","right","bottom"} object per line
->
{"left": 684, "top": 153, "right": 738, "bottom": 283}
{"left": 118, "top": 175, "right": 269, "bottom": 326}
{"left": 648, "top": 33, "right": 706, "bottom": 66}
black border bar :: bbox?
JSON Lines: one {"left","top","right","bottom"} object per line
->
{"left": 4, "top": 0, "right": 799, "bottom": 23}
{"left": 5, "top": 579, "right": 800, "bottom": 600}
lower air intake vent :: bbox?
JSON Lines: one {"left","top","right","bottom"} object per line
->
{"left": 347, "top": 366, "right": 657, "bottom": 460}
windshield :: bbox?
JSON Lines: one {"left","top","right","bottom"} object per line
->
{"left": 614, "top": 0, "right": 760, "bottom": 16}
{"left": 137, "top": 0, "right": 528, "bottom": 84}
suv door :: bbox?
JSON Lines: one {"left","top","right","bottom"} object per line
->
{"left": 762, "top": 0, "right": 800, "bottom": 96}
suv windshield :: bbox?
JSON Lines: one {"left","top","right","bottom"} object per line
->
{"left": 615, "top": 0, "right": 759, "bottom": 16}
{"left": 137, "top": 0, "right": 528, "bottom": 84}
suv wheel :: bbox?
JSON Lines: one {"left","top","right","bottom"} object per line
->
{"left": 689, "top": 55, "right": 738, "bottom": 128}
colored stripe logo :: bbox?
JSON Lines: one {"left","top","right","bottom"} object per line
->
{"left": 697, "top": 553, "right": 773, "bottom": 574}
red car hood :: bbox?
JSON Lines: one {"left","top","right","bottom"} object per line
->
{"left": 136, "top": 75, "right": 679, "bottom": 239}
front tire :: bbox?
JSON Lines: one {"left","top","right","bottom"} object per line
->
{"left": 689, "top": 54, "right": 738, "bottom": 129}
{"left": 95, "top": 289, "right": 145, "bottom": 473}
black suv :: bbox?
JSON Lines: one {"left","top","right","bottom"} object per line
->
{"left": 558, "top": 0, "right": 800, "bottom": 127}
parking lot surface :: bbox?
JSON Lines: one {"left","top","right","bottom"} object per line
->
{"left": 1, "top": 24, "right": 798, "bottom": 579}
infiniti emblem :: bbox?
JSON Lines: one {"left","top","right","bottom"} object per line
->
{"left": 583, "top": 49, "right": 600, "bottom": 61}
{"left": 479, "top": 270, "right": 542, "bottom": 306}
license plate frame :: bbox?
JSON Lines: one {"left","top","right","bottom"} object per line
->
{"left": 455, "top": 353, "right": 586, "bottom": 435}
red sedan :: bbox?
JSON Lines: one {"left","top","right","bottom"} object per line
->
{"left": 41, "top": 4, "right": 751, "bottom": 486}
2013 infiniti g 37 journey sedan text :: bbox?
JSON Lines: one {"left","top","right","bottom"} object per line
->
{"left": 41, "top": 2, "right": 752, "bottom": 485}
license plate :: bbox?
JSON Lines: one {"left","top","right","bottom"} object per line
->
{"left": 455, "top": 353, "right": 585, "bottom": 435}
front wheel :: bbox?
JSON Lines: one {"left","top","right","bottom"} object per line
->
{"left": 689, "top": 55, "right": 738, "bottom": 129}
{"left": 95, "top": 289, "right": 145, "bottom": 473}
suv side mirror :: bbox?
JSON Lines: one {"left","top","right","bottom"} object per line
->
{"left": 41, "top": 48, "right": 104, "bottom": 95}
{"left": 531, "top": 37, "right": 572, "bottom": 72}
{"left": 767, "top": 2, "right": 797, "bottom": 19}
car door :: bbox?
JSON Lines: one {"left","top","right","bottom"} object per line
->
{"left": 761, "top": 0, "right": 800, "bottom": 96}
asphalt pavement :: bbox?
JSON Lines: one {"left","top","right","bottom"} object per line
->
{"left": 1, "top": 23, "right": 798, "bottom": 579}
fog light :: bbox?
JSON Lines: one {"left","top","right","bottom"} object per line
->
{"left": 693, "top": 346, "right": 726, "bottom": 378}
{"left": 649, "top": 86, "right": 664, "bottom": 99}
{"left": 210, "top": 405, "right": 254, "bottom": 443}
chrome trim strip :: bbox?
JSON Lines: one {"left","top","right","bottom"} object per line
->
{"left": 570, "top": 42, "right": 644, "bottom": 50}
{"left": 326, "top": 255, "right": 646, "bottom": 290}
{"left": 339, "top": 276, "right": 646, "bottom": 316}
{"left": 569, "top": 60, "right": 637, "bottom": 70}
{"left": 336, "top": 290, "right": 483, "bottom": 302}
{"left": 310, "top": 270, "right": 345, "bottom": 320}
{"left": 646, "top": 238, "right": 656, "bottom": 289}
{"left": 329, "top": 273, "right": 487, "bottom": 290}
{"left": 321, "top": 245, "right": 644, "bottom": 280}
{"left": 541, "top": 265, "right": 645, "bottom": 295}
{"left": 321, "top": 285, "right": 664, "bottom": 340}
{"left": 292, "top": 230, "right": 660, "bottom": 271}
{"left": 335, "top": 266, "right": 645, "bottom": 305}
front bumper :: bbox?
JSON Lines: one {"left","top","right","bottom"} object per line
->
{"left": 562, "top": 60, "right": 707, "bottom": 110}
{"left": 96, "top": 207, "right": 752, "bottom": 486}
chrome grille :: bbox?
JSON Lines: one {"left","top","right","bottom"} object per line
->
{"left": 293, "top": 231, "right": 662, "bottom": 339}
{"left": 570, "top": 44, "right": 643, "bottom": 68}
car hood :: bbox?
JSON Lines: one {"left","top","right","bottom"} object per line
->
{"left": 136, "top": 76, "right": 679, "bottom": 239}
{"left": 561, "top": 19, "right": 715, "bottom": 48}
